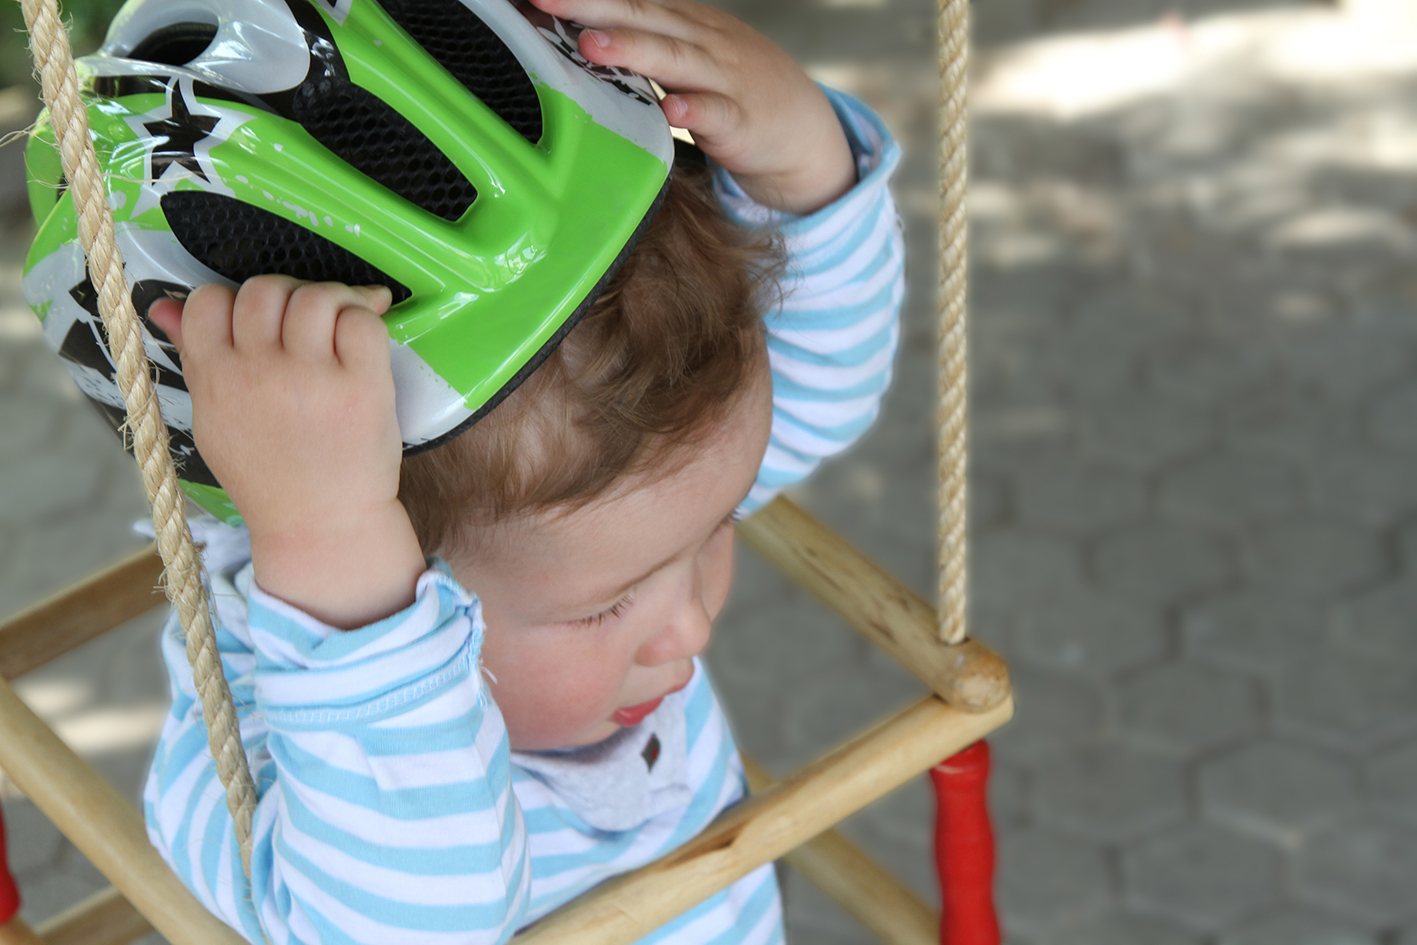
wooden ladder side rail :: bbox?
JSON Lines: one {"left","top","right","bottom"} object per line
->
{"left": 0, "top": 675, "right": 245, "bottom": 945}
{"left": 0, "top": 545, "right": 164, "bottom": 681}
{"left": 0, "top": 820, "right": 933, "bottom": 945}
{"left": 738, "top": 497, "right": 1010, "bottom": 712}
{"left": 0, "top": 886, "right": 154, "bottom": 945}
{"left": 741, "top": 757, "right": 937, "bottom": 945}
{"left": 514, "top": 693, "right": 1012, "bottom": 944}
{"left": 34, "top": 887, "right": 152, "bottom": 945}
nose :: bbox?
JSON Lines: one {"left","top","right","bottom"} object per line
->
{"left": 636, "top": 585, "right": 713, "bottom": 667}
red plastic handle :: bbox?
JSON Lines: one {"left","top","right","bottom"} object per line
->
{"left": 0, "top": 803, "right": 20, "bottom": 925}
{"left": 931, "top": 740, "right": 999, "bottom": 945}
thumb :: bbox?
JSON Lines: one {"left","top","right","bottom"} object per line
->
{"left": 146, "top": 296, "right": 185, "bottom": 353}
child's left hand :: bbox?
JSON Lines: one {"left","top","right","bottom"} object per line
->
{"left": 528, "top": 0, "right": 856, "bottom": 215}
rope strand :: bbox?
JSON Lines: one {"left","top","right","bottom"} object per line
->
{"left": 20, "top": 0, "right": 259, "bottom": 877}
{"left": 937, "top": 0, "right": 969, "bottom": 646}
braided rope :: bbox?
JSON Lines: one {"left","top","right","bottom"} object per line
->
{"left": 937, "top": 0, "right": 969, "bottom": 646}
{"left": 20, "top": 0, "right": 259, "bottom": 877}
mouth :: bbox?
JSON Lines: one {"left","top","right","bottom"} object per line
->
{"left": 611, "top": 697, "right": 664, "bottom": 727}
{"left": 611, "top": 673, "right": 693, "bottom": 728}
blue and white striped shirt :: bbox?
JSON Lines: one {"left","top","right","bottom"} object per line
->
{"left": 144, "top": 87, "right": 904, "bottom": 945}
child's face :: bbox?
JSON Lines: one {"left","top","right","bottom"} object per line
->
{"left": 446, "top": 363, "right": 773, "bottom": 751}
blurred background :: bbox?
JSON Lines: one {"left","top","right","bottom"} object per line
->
{"left": 3, "top": 0, "right": 1417, "bottom": 943}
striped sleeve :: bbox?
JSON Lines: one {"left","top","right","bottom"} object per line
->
{"left": 144, "top": 560, "right": 530, "bottom": 945}
{"left": 717, "top": 87, "right": 906, "bottom": 514}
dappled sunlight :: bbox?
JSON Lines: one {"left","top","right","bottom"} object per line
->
{"left": 965, "top": 1, "right": 1417, "bottom": 305}
{"left": 11, "top": 677, "right": 91, "bottom": 718}
{"left": 48, "top": 703, "right": 169, "bottom": 755}
{"left": 975, "top": 6, "right": 1417, "bottom": 121}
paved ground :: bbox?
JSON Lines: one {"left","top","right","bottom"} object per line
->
{"left": 1, "top": 0, "right": 1416, "bottom": 943}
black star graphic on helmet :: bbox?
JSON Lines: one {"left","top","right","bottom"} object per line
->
{"left": 143, "top": 82, "right": 219, "bottom": 182}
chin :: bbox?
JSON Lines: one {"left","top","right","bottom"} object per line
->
{"left": 511, "top": 720, "right": 620, "bottom": 752}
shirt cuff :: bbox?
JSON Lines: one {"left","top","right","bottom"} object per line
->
{"left": 249, "top": 559, "right": 485, "bottom": 730}
{"left": 711, "top": 84, "right": 903, "bottom": 239}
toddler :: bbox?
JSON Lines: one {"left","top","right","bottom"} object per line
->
{"left": 142, "top": 0, "right": 904, "bottom": 941}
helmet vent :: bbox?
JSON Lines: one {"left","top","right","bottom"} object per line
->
{"left": 127, "top": 22, "right": 219, "bottom": 67}
{"left": 379, "top": 0, "right": 543, "bottom": 144}
{"left": 161, "top": 192, "right": 412, "bottom": 303}
{"left": 293, "top": 76, "right": 478, "bottom": 222}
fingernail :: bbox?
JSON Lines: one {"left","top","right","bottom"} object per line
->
{"left": 664, "top": 96, "right": 686, "bottom": 121}
{"left": 585, "top": 29, "right": 610, "bottom": 48}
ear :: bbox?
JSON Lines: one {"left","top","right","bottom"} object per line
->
{"left": 147, "top": 297, "right": 184, "bottom": 353}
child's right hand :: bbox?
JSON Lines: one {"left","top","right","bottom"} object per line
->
{"left": 150, "top": 276, "right": 426, "bottom": 628}
{"left": 530, "top": 0, "right": 857, "bottom": 215}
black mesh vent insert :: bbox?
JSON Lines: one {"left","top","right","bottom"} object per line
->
{"left": 161, "top": 191, "right": 412, "bottom": 303}
{"left": 379, "top": 0, "right": 543, "bottom": 144}
{"left": 293, "top": 77, "right": 477, "bottom": 222}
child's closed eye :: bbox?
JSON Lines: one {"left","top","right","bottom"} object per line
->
{"left": 572, "top": 591, "right": 635, "bottom": 628}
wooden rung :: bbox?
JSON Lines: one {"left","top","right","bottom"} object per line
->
{"left": 0, "top": 546, "right": 164, "bottom": 680}
{"left": 35, "top": 887, "right": 152, "bottom": 945}
{"left": 742, "top": 758, "right": 937, "bottom": 945}
{"left": 0, "top": 918, "right": 44, "bottom": 945}
{"left": 737, "top": 498, "right": 1009, "bottom": 711}
{"left": 0, "top": 676, "right": 244, "bottom": 945}
{"left": 514, "top": 692, "right": 1012, "bottom": 944}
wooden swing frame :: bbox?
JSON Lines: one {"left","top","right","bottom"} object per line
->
{"left": 0, "top": 0, "right": 1012, "bottom": 943}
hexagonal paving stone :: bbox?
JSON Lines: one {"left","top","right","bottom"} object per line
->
{"left": 1118, "top": 662, "right": 1263, "bottom": 755}
{"left": 0, "top": 393, "right": 64, "bottom": 458}
{"left": 978, "top": 753, "right": 1033, "bottom": 838}
{"left": 1241, "top": 519, "right": 1386, "bottom": 597}
{"left": 1333, "top": 578, "right": 1417, "bottom": 666}
{"left": 782, "top": 664, "right": 922, "bottom": 766}
{"left": 1221, "top": 380, "right": 1356, "bottom": 464}
{"left": 1042, "top": 912, "right": 1204, "bottom": 945}
{"left": 710, "top": 588, "right": 857, "bottom": 689}
{"left": 1160, "top": 452, "right": 1303, "bottom": 529}
{"left": 1182, "top": 591, "right": 1327, "bottom": 677}
{"left": 990, "top": 664, "right": 1105, "bottom": 762}
{"left": 1093, "top": 522, "right": 1233, "bottom": 606}
{"left": 1124, "top": 824, "right": 1284, "bottom": 933}
{"left": 1012, "top": 588, "right": 1168, "bottom": 679}
{"left": 1200, "top": 741, "right": 1360, "bottom": 845}
{"left": 997, "top": 829, "right": 1113, "bottom": 937}
{"left": 1273, "top": 646, "right": 1417, "bottom": 751}
{"left": 1035, "top": 744, "right": 1187, "bottom": 843}
{"left": 1219, "top": 909, "right": 1378, "bottom": 945}
{"left": 974, "top": 531, "right": 1086, "bottom": 616}
{"left": 1014, "top": 463, "right": 1147, "bottom": 534}
{"left": 1146, "top": 337, "right": 1277, "bottom": 407}
{"left": 1034, "top": 288, "right": 1185, "bottom": 402}
{"left": 1368, "top": 380, "right": 1417, "bottom": 452}
{"left": 2, "top": 796, "right": 65, "bottom": 878}
{"left": 1311, "top": 450, "right": 1417, "bottom": 528}
{"left": 1367, "top": 741, "right": 1417, "bottom": 828}
{"left": 0, "top": 448, "right": 105, "bottom": 528}
{"left": 1295, "top": 818, "right": 1417, "bottom": 925}
{"left": 1278, "top": 318, "right": 1413, "bottom": 403}
{"left": 1076, "top": 396, "right": 1212, "bottom": 473}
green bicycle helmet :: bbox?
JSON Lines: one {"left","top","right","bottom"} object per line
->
{"left": 23, "top": 0, "right": 674, "bottom": 523}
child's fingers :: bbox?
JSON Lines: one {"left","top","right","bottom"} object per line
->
{"left": 232, "top": 275, "right": 302, "bottom": 352}
{"left": 282, "top": 284, "right": 391, "bottom": 360}
{"left": 147, "top": 297, "right": 185, "bottom": 353}
{"left": 180, "top": 284, "right": 237, "bottom": 361}
{"left": 533, "top": 0, "right": 700, "bottom": 39}
{"left": 332, "top": 305, "right": 393, "bottom": 374}
{"left": 661, "top": 91, "right": 740, "bottom": 139}
{"left": 578, "top": 27, "right": 719, "bottom": 89}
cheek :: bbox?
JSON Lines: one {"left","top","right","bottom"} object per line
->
{"left": 702, "top": 527, "right": 736, "bottom": 621}
{"left": 479, "top": 628, "right": 629, "bottom": 749}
